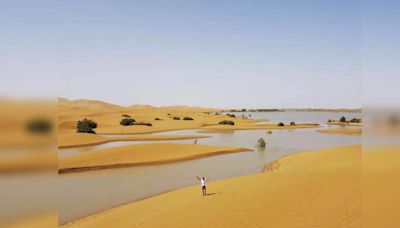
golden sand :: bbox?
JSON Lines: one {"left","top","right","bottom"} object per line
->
{"left": 62, "top": 145, "right": 361, "bottom": 227}
{"left": 59, "top": 143, "right": 251, "bottom": 173}
{"left": 363, "top": 146, "right": 400, "bottom": 227}
{"left": 317, "top": 127, "right": 362, "bottom": 136}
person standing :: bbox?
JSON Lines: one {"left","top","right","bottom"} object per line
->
{"left": 196, "top": 176, "right": 208, "bottom": 196}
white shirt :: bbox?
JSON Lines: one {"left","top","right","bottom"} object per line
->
{"left": 201, "top": 178, "right": 206, "bottom": 186}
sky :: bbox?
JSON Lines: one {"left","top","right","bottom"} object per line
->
{"left": 0, "top": 0, "right": 395, "bottom": 108}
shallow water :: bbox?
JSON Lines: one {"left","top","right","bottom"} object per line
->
{"left": 59, "top": 112, "right": 361, "bottom": 224}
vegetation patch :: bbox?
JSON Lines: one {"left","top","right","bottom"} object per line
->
{"left": 120, "top": 118, "right": 136, "bottom": 126}
{"left": 26, "top": 118, "right": 52, "bottom": 134}
{"left": 257, "top": 138, "right": 266, "bottom": 148}
{"left": 183, "top": 117, "right": 194, "bottom": 120}
{"left": 77, "top": 118, "right": 97, "bottom": 134}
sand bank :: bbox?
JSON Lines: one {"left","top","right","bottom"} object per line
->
{"left": 59, "top": 133, "right": 209, "bottom": 148}
{"left": 327, "top": 121, "right": 362, "bottom": 127}
{"left": 59, "top": 143, "right": 251, "bottom": 173}
{"left": 62, "top": 145, "right": 361, "bottom": 227}
{"left": 317, "top": 127, "right": 362, "bottom": 136}
{"left": 201, "top": 123, "right": 319, "bottom": 131}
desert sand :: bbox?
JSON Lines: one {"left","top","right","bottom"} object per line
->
{"left": 363, "top": 146, "right": 400, "bottom": 227}
{"left": 59, "top": 143, "right": 251, "bottom": 173}
{"left": 62, "top": 145, "right": 361, "bottom": 227}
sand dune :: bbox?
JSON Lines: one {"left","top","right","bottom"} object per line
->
{"left": 59, "top": 143, "right": 251, "bottom": 173}
{"left": 62, "top": 145, "right": 361, "bottom": 227}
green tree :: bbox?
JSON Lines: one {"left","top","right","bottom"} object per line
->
{"left": 77, "top": 118, "right": 97, "bottom": 134}
{"left": 120, "top": 118, "right": 136, "bottom": 126}
{"left": 257, "top": 138, "right": 266, "bottom": 148}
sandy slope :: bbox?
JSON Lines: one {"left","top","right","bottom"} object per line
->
{"left": 59, "top": 143, "right": 251, "bottom": 173}
{"left": 63, "top": 145, "right": 361, "bottom": 227}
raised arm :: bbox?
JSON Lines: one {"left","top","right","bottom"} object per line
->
{"left": 196, "top": 176, "right": 200, "bottom": 180}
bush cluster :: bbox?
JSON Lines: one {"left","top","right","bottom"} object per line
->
{"left": 349, "top": 118, "right": 362, "bottom": 123}
{"left": 257, "top": 138, "right": 266, "bottom": 148}
{"left": 218, "top": 120, "right": 235, "bottom": 125}
{"left": 290, "top": 121, "right": 296, "bottom": 126}
{"left": 277, "top": 122, "right": 285, "bottom": 126}
{"left": 121, "top": 114, "right": 131, "bottom": 118}
{"left": 26, "top": 118, "right": 52, "bottom": 134}
{"left": 173, "top": 116, "right": 181, "bottom": 120}
{"left": 120, "top": 118, "right": 136, "bottom": 126}
{"left": 77, "top": 118, "right": 97, "bottom": 134}
{"left": 339, "top": 116, "right": 346, "bottom": 122}
{"left": 226, "top": 114, "right": 236, "bottom": 118}
{"left": 154, "top": 117, "right": 162, "bottom": 121}
{"left": 183, "top": 117, "right": 194, "bottom": 120}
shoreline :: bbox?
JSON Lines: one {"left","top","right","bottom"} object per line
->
{"left": 59, "top": 134, "right": 210, "bottom": 149}
{"left": 61, "top": 144, "right": 361, "bottom": 227}
{"left": 59, "top": 144, "right": 252, "bottom": 174}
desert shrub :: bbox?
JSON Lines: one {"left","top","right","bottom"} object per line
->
{"left": 218, "top": 120, "right": 235, "bottom": 125}
{"left": 226, "top": 114, "right": 236, "bottom": 118}
{"left": 173, "top": 116, "right": 181, "bottom": 120}
{"left": 134, "top": 122, "right": 152, "bottom": 126}
{"left": 26, "top": 118, "right": 52, "bottom": 134}
{"left": 278, "top": 122, "right": 285, "bottom": 126}
{"left": 266, "top": 130, "right": 272, "bottom": 134}
{"left": 241, "top": 109, "right": 247, "bottom": 112}
{"left": 215, "top": 112, "right": 220, "bottom": 115}
{"left": 339, "top": 116, "right": 346, "bottom": 122}
{"left": 154, "top": 117, "right": 162, "bottom": 120}
{"left": 290, "top": 121, "right": 296, "bottom": 126}
{"left": 349, "top": 118, "right": 362, "bottom": 123}
{"left": 328, "top": 119, "right": 333, "bottom": 122}
{"left": 257, "top": 138, "right": 266, "bottom": 148}
{"left": 183, "top": 117, "right": 194, "bottom": 120}
{"left": 120, "top": 118, "right": 136, "bottom": 126}
{"left": 122, "top": 114, "right": 131, "bottom": 118}
{"left": 77, "top": 118, "right": 97, "bottom": 134}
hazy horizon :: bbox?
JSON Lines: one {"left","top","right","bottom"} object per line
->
{"left": 60, "top": 96, "right": 362, "bottom": 110}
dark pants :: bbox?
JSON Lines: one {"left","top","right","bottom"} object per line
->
{"left": 202, "top": 186, "right": 206, "bottom": 196}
